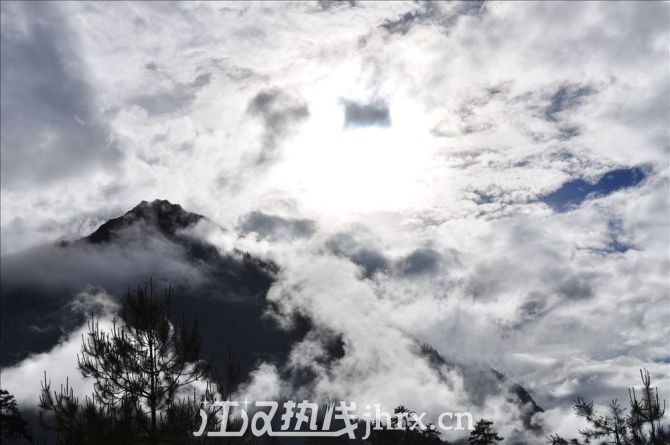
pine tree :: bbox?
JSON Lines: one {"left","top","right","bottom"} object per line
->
{"left": 468, "top": 419, "right": 503, "bottom": 444}
{"left": 40, "top": 282, "right": 213, "bottom": 444}
{"left": 365, "top": 406, "right": 441, "bottom": 445}
{"left": 628, "top": 369, "right": 666, "bottom": 443}
{"left": 571, "top": 398, "right": 630, "bottom": 444}
{"left": 0, "top": 389, "right": 32, "bottom": 441}
{"left": 77, "top": 282, "right": 208, "bottom": 443}
{"left": 547, "top": 368, "right": 668, "bottom": 445}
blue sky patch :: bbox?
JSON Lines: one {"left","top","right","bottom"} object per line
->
{"left": 541, "top": 167, "right": 647, "bottom": 212}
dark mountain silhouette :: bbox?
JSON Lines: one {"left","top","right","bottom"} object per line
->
{"left": 2, "top": 200, "right": 547, "bottom": 443}
{"left": 0, "top": 200, "right": 296, "bottom": 373}
{"left": 84, "top": 199, "right": 205, "bottom": 244}
{"left": 82, "top": 199, "right": 278, "bottom": 301}
{"left": 422, "top": 345, "right": 544, "bottom": 435}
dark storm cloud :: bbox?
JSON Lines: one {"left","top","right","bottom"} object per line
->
{"left": 326, "top": 235, "right": 453, "bottom": 279}
{"left": 381, "top": 10, "right": 421, "bottom": 35}
{"left": 473, "top": 189, "right": 499, "bottom": 205}
{"left": 397, "top": 247, "right": 442, "bottom": 276}
{"left": 558, "top": 125, "right": 581, "bottom": 140}
{"left": 381, "top": 1, "right": 486, "bottom": 35}
{"left": 342, "top": 100, "right": 390, "bottom": 128}
{"left": 134, "top": 73, "right": 211, "bottom": 115}
{"left": 0, "top": 2, "right": 121, "bottom": 188}
{"left": 247, "top": 88, "right": 309, "bottom": 165}
{"left": 316, "top": 0, "right": 356, "bottom": 12}
{"left": 556, "top": 274, "right": 594, "bottom": 300}
{"left": 350, "top": 248, "right": 390, "bottom": 278}
{"left": 544, "top": 84, "right": 596, "bottom": 122}
{"left": 325, "top": 232, "right": 390, "bottom": 278}
{"left": 238, "top": 211, "right": 316, "bottom": 241}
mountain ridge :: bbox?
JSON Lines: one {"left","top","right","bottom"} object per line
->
{"left": 84, "top": 199, "right": 204, "bottom": 244}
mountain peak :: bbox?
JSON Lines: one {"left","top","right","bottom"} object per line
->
{"left": 85, "top": 199, "right": 204, "bottom": 244}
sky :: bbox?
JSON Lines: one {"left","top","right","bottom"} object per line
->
{"left": 1, "top": 1, "right": 669, "bottom": 442}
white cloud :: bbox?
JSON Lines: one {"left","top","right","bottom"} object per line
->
{"left": 1, "top": 289, "right": 116, "bottom": 410}
{"left": 1, "top": 0, "right": 668, "bottom": 439}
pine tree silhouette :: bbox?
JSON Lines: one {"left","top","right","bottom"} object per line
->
{"left": 547, "top": 368, "right": 668, "bottom": 445}
{"left": 39, "top": 282, "right": 219, "bottom": 444}
{"left": 0, "top": 389, "right": 32, "bottom": 441}
{"left": 468, "top": 419, "right": 503, "bottom": 444}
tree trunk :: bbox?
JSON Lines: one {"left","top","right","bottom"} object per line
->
{"left": 149, "top": 337, "right": 157, "bottom": 444}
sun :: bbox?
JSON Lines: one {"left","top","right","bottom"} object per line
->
{"left": 272, "top": 89, "right": 437, "bottom": 217}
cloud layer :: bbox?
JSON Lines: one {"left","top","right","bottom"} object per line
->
{"left": 1, "top": 1, "right": 668, "bottom": 441}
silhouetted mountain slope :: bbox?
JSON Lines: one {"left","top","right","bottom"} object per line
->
{"left": 1, "top": 200, "right": 290, "bottom": 372}
{"left": 422, "top": 344, "right": 544, "bottom": 434}
{"left": 85, "top": 199, "right": 204, "bottom": 244}
{"left": 2, "top": 201, "right": 546, "bottom": 443}
{"left": 83, "top": 199, "right": 278, "bottom": 300}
